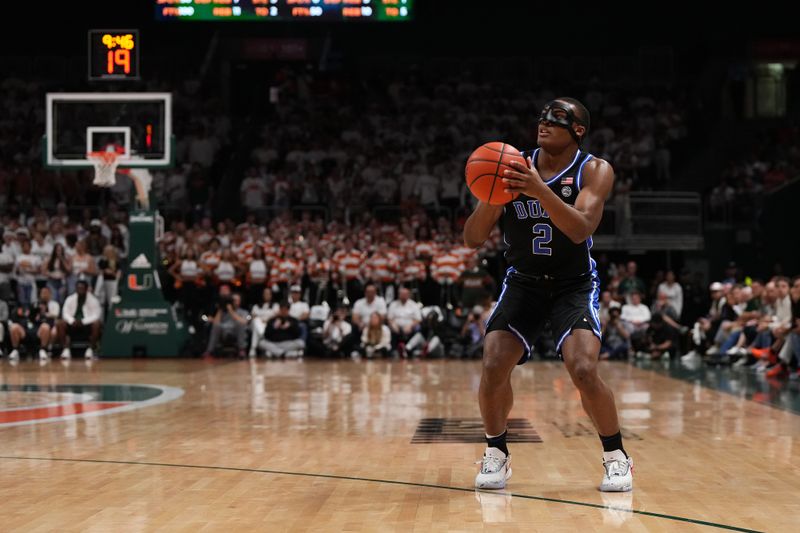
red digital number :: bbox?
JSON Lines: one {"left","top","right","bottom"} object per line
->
{"left": 107, "top": 49, "right": 131, "bottom": 75}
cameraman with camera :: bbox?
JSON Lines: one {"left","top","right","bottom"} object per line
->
{"left": 203, "top": 286, "right": 249, "bottom": 358}
{"left": 600, "top": 306, "right": 630, "bottom": 360}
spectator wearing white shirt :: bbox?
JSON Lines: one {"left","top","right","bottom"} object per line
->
{"left": 322, "top": 307, "right": 353, "bottom": 356}
{"left": 30, "top": 231, "right": 52, "bottom": 287}
{"left": 359, "top": 312, "right": 392, "bottom": 359}
{"left": 56, "top": 280, "right": 102, "bottom": 359}
{"left": 387, "top": 287, "right": 422, "bottom": 355}
{"left": 14, "top": 239, "right": 41, "bottom": 306}
{"left": 656, "top": 270, "right": 683, "bottom": 318}
{"left": 288, "top": 285, "right": 310, "bottom": 321}
{"left": 249, "top": 288, "right": 279, "bottom": 356}
{"left": 351, "top": 282, "right": 387, "bottom": 329}
{"left": 621, "top": 291, "right": 651, "bottom": 333}
{"left": 240, "top": 167, "right": 268, "bottom": 211}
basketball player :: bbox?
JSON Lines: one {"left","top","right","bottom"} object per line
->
{"left": 464, "top": 98, "right": 633, "bottom": 492}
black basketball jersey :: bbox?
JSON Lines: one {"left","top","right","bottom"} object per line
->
{"left": 502, "top": 148, "right": 597, "bottom": 278}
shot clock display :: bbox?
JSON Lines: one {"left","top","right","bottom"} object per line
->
{"left": 88, "top": 30, "right": 140, "bottom": 81}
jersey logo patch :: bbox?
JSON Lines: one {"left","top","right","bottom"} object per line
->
{"left": 561, "top": 176, "right": 574, "bottom": 185}
{"left": 561, "top": 186, "right": 572, "bottom": 197}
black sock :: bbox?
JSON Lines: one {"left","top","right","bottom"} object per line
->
{"left": 599, "top": 431, "right": 627, "bottom": 457}
{"left": 486, "top": 430, "right": 509, "bottom": 455}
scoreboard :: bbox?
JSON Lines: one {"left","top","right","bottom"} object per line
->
{"left": 155, "top": 0, "right": 412, "bottom": 21}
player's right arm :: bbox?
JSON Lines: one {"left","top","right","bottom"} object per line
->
{"left": 463, "top": 202, "right": 503, "bottom": 249}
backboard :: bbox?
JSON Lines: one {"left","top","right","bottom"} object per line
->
{"left": 44, "top": 92, "right": 172, "bottom": 168}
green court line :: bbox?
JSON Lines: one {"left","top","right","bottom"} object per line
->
{"left": 0, "top": 455, "right": 761, "bottom": 532}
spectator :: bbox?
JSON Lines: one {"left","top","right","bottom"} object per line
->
{"left": 621, "top": 291, "right": 651, "bottom": 356}
{"left": 457, "top": 305, "right": 486, "bottom": 359}
{"left": 85, "top": 220, "right": 108, "bottom": 257}
{"left": 359, "top": 311, "right": 392, "bottom": 359}
{"left": 57, "top": 279, "right": 102, "bottom": 360}
{"left": 249, "top": 287, "right": 278, "bottom": 357}
{"left": 14, "top": 239, "right": 40, "bottom": 306}
{"left": 43, "top": 242, "right": 71, "bottom": 304}
{"left": 772, "top": 276, "right": 800, "bottom": 378}
{"left": 598, "top": 290, "right": 621, "bottom": 326}
{"left": 68, "top": 240, "right": 98, "bottom": 294}
{"left": 681, "top": 281, "right": 727, "bottom": 364}
{"left": 618, "top": 261, "right": 646, "bottom": 303}
{"left": 0, "top": 298, "right": 8, "bottom": 358}
{"left": 656, "top": 270, "right": 683, "bottom": 318}
{"left": 30, "top": 231, "right": 52, "bottom": 291}
{"left": 245, "top": 245, "right": 269, "bottom": 306}
{"left": 169, "top": 246, "right": 205, "bottom": 331}
{"left": 387, "top": 286, "right": 422, "bottom": 356}
{"left": 646, "top": 313, "right": 676, "bottom": 360}
{"left": 96, "top": 244, "right": 121, "bottom": 315}
{"left": 7, "top": 286, "right": 60, "bottom": 361}
{"left": 651, "top": 291, "right": 684, "bottom": 333}
{"left": 288, "top": 285, "right": 310, "bottom": 321}
{"left": 457, "top": 256, "right": 495, "bottom": 309}
{"left": 600, "top": 306, "right": 629, "bottom": 360}
{"left": 322, "top": 307, "right": 352, "bottom": 357}
{"left": 204, "top": 292, "right": 249, "bottom": 358}
{"left": 262, "top": 301, "right": 305, "bottom": 359}
{"left": 621, "top": 291, "right": 651, "bottom": 331}
{"left": 214, "top": 248, "right": 239, "bottom": 285}
{"left": 351, "top": 282, "right": 387, "bottom": 330}
{"left": 240, "top": 167, "right": 268, "bottom": 211}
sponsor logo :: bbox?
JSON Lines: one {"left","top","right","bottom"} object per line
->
{"left": 561, "top": 186, "right": 572, "bottom": 197}
{"left": 114, "top": 308, "right": 169, "bottom": 319}
{"left": 130, "top": 214, "right": 154, "bottom": 223}
{"left": 128, "top": 273, "right": 154, "bottom": 291}
{"left": 115, "top": 319, "right": 170, "bottom": 335}
{"left": 130, "top": 253, "right": 152, "bottom": 269}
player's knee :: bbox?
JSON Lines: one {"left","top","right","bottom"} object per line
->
{"left": 481, "top": 351, "right": 512, "bottom": 382}
{"left": 569, "top": 357, "right": 598, "bottom": 387}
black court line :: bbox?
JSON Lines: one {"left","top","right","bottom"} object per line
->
{"left": 0, "top": 455, "right": 760, "bottom": 532}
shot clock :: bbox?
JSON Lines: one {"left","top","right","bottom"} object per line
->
{"left": 88, "top": 29, "right": 140, "bottom": 81}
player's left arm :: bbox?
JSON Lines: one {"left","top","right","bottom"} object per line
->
{"left": 504, "top": 158, "right": 615, "bottom": 244}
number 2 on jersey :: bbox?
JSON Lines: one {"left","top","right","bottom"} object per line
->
{"left": 532, "top": 223, "right": 552, "bottom": 255}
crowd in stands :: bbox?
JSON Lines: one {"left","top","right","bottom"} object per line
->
{"left": 2, "top": 203, "right": 799, "bottom": 382}
{"left": 159, "top": 209, "right": 500, "bottom": 359}
{"left": 707, "top": 122, "right": 800, "bottom": 223}
{"left": 0, "top": 204, "right": 129, "bottom": 361}
{"left": 0, "top": 69, "right": 691, "bottom": 221}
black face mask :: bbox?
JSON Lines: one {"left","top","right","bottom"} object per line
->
{"left": 538, "top": 100, "right": 588, "bottom": 145}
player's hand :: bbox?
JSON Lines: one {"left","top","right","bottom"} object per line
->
{"left": 502, "top": 157, "right": 547, "bottom": 198}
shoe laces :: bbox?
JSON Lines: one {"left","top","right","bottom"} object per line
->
{"left": 477, "top": 453, "right": 506, "bottom": 474}
{"left": 603, "top": 458, "right": 630, "bottom": 478}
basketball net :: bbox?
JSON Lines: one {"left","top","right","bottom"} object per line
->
{"left": 87, "top": 147, "right": 152, "bottom": 209}
{"left": 88, "top": 150, "right": 121, "bottom": 188}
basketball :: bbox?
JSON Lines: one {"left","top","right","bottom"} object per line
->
{"left": 465, "top": 142, "right": 527, "bottom": 205}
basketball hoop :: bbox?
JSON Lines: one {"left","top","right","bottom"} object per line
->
{"left": 88, "top": 150, "right": 121, "bottom": 187}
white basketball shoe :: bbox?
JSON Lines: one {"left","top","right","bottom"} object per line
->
{"left": 599, "top": 455, "right": 633, "bottom": 492}
{"left": 475, "top": 447, "right": 512, "bottom": 490}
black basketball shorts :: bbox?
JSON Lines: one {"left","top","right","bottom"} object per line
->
{"left": 485, "top": 267, "right": 602, "bottom": 364}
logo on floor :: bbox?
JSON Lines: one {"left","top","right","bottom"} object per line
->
{"left": 412, "top": 418, "right": 542, "bottom": 443}
{"left": 0, "top": 384, "right": 184, "bottom": 427}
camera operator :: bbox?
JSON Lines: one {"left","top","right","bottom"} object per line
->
{"left": 203, "top": 289, "right": 249, "bottom": 358}
{"left": 600, "top": 306, "right": 630, "bottom": 360}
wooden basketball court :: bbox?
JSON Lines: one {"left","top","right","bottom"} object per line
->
{"left": 0, "top": 358, "right": 796, "bottom": 532}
